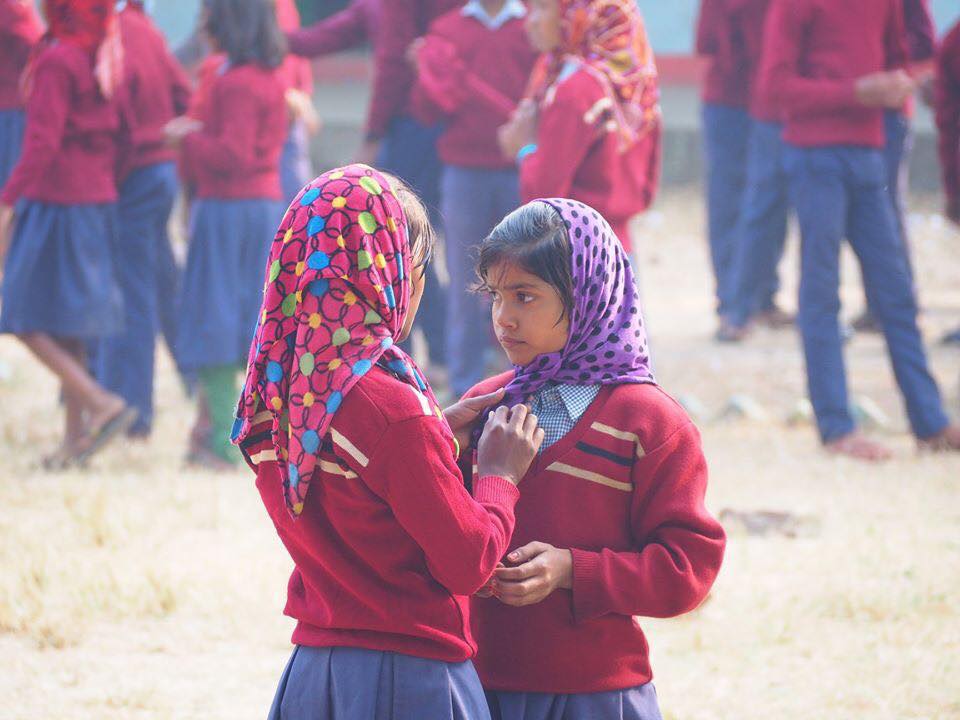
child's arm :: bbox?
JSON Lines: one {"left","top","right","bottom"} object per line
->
{"left": 351, "top": 415, "right": 521, "bottom": 597}
{"left": 286, "top": 0, "right": 373, "bottom": 58}
{"left": 568, "top": 421, "right": 725, "bottom": 622}
{"left": 694, "top": 0, "right": 725, "bottom": 57}
{"left": 0, "top": 54, "right": 70, "bottom": 206}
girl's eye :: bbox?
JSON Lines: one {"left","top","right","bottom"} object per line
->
{"left": 517, "top": 292, "right": 534, "bottom": 304}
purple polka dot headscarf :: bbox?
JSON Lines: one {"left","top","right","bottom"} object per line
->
{"left": 498, "top": 198, "right": 655, "bottom": 412}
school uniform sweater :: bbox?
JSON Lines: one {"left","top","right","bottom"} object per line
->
{"left": 367, "top": 0, "right": 460, "bottom": 139}
{"left": 0, "top": 0, "right": 43, "bottom": 111}
{"left": 758, "top": 0, "right": 909, "bottom": 149}
{"left": 463, "top": 371, "right": 726, "bottom": 694}
{"left": 238, "top": 365, "right": 519, "bottom": 663}
{"left": 119, "top": 6, "right": 192, "bottom": 171}
{"left": 695, "top": 0, "right": 751, "bottom": 109}
{"left": 935, "top": 21, "right": 960, "bottom": 206}
{"left": 1, "top": 43, "right": 124, "bottom": 206}
{"left": 734, "top": 0, "right": 780, "bottom": 122}
{"left": 181, "top": 64, "right": 287, "bottom": 200}
{"left": 411, "top": 7, "right": 537, "bottom": 169}
{"left": 286, "top": 0, "right": 380, "bottom": 58}
{"left": 275, "top": 0, "right": 313, "bottom": 95}
{"left": 520, "top": 63, "right": 661, "bottom": 252}
{"left": 902, "top": 0, "right": 935, "bottom": 64}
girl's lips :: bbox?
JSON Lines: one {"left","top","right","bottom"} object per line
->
{"left": 498, "top": 336, "right": 524, "bottom": 348}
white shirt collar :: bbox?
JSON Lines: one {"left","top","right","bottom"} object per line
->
{"left": 461, "top": 0, "right": 526, "bottom": 31}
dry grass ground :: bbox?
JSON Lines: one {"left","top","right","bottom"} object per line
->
{"left": 1, "top": 189, "right": 958, "bottom": 719}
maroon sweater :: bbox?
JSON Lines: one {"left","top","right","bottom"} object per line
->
{"left": 462, "top": 372, "right": 726, "bottom": 693}
{"left": 936, "top": 21, "right": 960, "bottom": 208}
{"left": 240, "top": 366, "right": 519, "bottom": 662}
{"left": 411, "top": 9, "right": 537, "bottom": 169}
{"left": 368, "top": 0, "right": 460, "bottom": 138}
{"left": 180, "top": 63, "right": 286, "bottom": 200}
{"left": 1, "top": 42, "right": 124, "bottom": 206}
{"left": 521, "top": 63, "right": 661, "bottom": 252}
{"left": 695, "top": 0, "right": 751, "bottom": 108}
{"left": 119, "top": 6, "right": 191, "bottom": 171}
{"left": 0, "top": 0, "right": 43, "bottom": 111}
{"left": 758, "top": 0, "right": 909, "bottom": 148}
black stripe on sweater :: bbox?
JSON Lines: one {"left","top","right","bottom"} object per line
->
{"left": 575, "top": 441, "right": 634, "bottom": 467}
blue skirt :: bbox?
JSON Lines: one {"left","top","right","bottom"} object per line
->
{"left": 268, "top": 646, "right": 492, "bottom": 720}
{"left": 175, "top": 197, "right": 283, "bottom": 371}
{"left": 485, "top": 684, "right": 662, "bottom": 720}
{"left": 0, "top": 200, "right": 123, "bottom": 338}
{"left": 0, "top": 109, "right": 26, "bottom": 187}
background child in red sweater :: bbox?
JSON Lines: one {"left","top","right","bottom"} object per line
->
{"left": 232, "top": 164, "right": 543, "bottom": 719}
{"left": 0, "top": 0, "right": 137, "bottom": 467}
{"left": 498, "top": 0, "right": 661, "bottom": 256}
{"left": 462, "top": 199, "right": 726, "bottom": 719}
{"left": 760, "top": 0, "right": 960, "bottom": 459}
{"left": 95, "top": 0, "right": 192, "bottom": 439}
{"left": 411, "top": 0, "right": 537, "bottom": 398}
{"left": 164, "top": 0, "right": 288, "bottom": 468}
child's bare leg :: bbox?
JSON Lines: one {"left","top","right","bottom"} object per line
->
{"left": 20, "top": 333, "right": 125, "bottom": 420}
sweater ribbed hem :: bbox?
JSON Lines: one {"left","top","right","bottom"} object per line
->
{"left": 473, "top": 475, "right": 520, "bottom": 507}
{"left": 570, "top": 547, "right": 603, "bottom": 623}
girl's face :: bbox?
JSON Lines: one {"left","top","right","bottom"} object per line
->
{"left": 526, "top": 0, "right": 563, "bottom": 54}
{"left": 486, "top": 261, "right": 570, "bottom": 367}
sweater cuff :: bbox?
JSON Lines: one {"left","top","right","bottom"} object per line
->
{"left": 473, "top": 475, "right": 520, "bottom": 507}
{"left": 570, "top": 547, "right": 605, "bottom": 623}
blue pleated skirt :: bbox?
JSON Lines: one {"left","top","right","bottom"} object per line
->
{"left": 0, "top": 109, "right": 26, "bottom": 187}
{"left": 268, "top": 646, "right": 492, "bottom": 720}
{"left": 0, "top": 200, "right": 123, "bottom": 338}
{"left": 175, "top": 197, "right": 283, "bottom": 371}
{"left": 485, "top": 684, "right": 662, "bottom": 720}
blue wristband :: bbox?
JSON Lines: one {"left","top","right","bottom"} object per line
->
{"left": 516, "top": 143, "right": 538, "bottom": 163}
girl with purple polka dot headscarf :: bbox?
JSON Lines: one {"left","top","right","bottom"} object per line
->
{"left": 476, "top": 197, "right": 655, "bottom": 419}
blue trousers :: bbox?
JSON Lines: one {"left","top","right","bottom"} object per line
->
{"left": 726, "top": 119, "right": 790, "bottom": 327}
{"left": 441, "top": 165, "right": 520, "bottom": 396}
{"left": 377, "top": 115, "right": 447, "bottom": 366}
{"left": 702, "top": 103, "right": 751, "bottom": 316}
{"left": 784, "top": 145, "right": 947, "bottom": 442}
{"left": 96, "top": 162, "right": 178, "bottom": 433}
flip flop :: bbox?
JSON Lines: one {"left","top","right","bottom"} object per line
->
{"left": 68, "top": 406, "right": 139, "bottom": 467}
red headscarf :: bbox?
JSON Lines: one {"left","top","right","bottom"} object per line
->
{"left": 24, "top": 0, "right": 123, "bottom": 98}
{"left": 527, "top": 0, "right": 659, "bottom": 148}
{"left": 233, "top": 164, "right": 442, "bottom": 517}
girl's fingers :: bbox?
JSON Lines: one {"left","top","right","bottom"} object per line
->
{"left": 464, "top": 387, "right": 505, "bottom": 412}
{"left": 522, "top": 410, "right": 539, "bottom": 436}
{"left": 506, "top": 541, "right": 549, "bottom": 565}
{"left": 507, "top": 403, "right": 528, "bottom": 428}
{"left": 494, "top": 561, "right": 541, "bottom": 581}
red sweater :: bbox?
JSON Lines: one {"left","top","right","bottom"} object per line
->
{"left": 119, "top": 7, "right": 192, "bottom": 171}
{"left": 462, "top": 372, "right": 726, "bottom": 693}
{"left": 275, "top": 0, "right": 313, "bottom": 95}
{"left": 287, "top": 0, "right": 380, "bottom": 58}
{"left": 240, "top": 365, "right": 520, "bottom": 662}
{"left": 521, "top": 63, "right": 661, "bottom": 252}
{"left": 181, "top": 63, "right": 286, "bottom": 200}
{"left": 411, "top": 10, "right": 537, "bottom": 169}
{"left": 695, "top": 0, "right": 751, "bottom": 108}
{"left": 367, "top": 0, "right": 460, "bottom": 138}
{"left": 758, "top": 0, "right": 909, "bottom": 149}
{"left": 1, "top": 43, "right": 124, "bottom": 206}
{"left": 0, "top": 0, "right": 43, "bottom": 111}
{"left": 936, "top": 21, "right": 960, "bottom": 207}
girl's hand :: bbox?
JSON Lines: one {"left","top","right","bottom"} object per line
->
{"left": 477, "top": 404, "right": 544, "bottom": 485}
{"left": 163, "top": 116, "right": 203, "bottom": 147}
{"left": 492, "top": 541, "right": 573, "bottom": 606}
{"left": 406, "top": 37, "right": 425, "bottom": 69}
{"left": 443, "top": 387, "right": 506, "bottom": 453}
{"left": 497, "top": 99, "right": 539, "bottom": 160}
{"left": 285, "top": 88, "right": 322, "bottom": 135}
